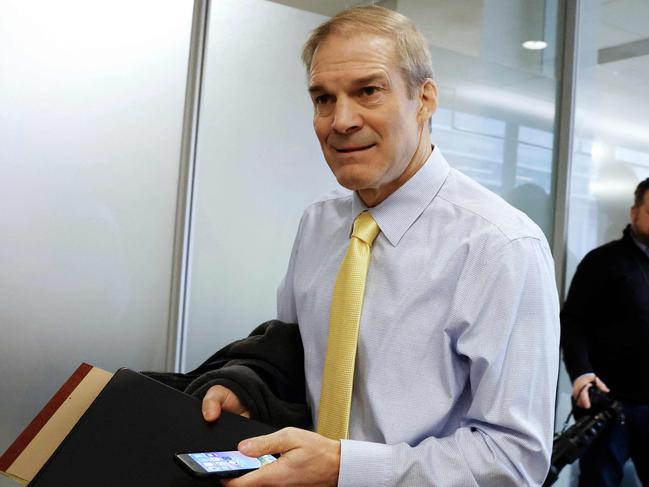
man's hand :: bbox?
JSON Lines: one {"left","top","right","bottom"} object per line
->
{"left": 202, "top": 385, "right": 250, "bottom": 422}
{"left": 572, "top": 374, "right": 610, "bottom": 409}
{"left": 221, "top": 427, "right": 340, "bottom": 487}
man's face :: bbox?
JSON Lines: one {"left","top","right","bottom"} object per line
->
{"left": 631, "top": 190, "right": 649, "bottom": 244}
{"left": 308, "top": 33, "right": 435, "bottom": 206}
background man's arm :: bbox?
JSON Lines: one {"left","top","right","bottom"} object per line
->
{"left": 560, "top": 252, "right": 609, "bottom": 407}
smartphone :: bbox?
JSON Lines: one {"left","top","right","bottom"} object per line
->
{"left": 174, "top": 450, "right": 277, "bottom": 478}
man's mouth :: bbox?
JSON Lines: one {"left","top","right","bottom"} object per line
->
{"left": 334, "top": 144, "right": 376, "bottom": 153}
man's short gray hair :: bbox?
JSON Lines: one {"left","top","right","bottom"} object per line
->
{"left": 301, "top": 5, "right": 434, "bottom": 99}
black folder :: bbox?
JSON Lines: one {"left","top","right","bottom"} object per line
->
{"left": 28, "top": 368, "right": 276, "bottom": 486}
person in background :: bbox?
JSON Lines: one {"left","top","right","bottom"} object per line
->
{"left": 192, "top": 6, "right": 560, "bottom": 486}
{"left": 561, "top": 177, "right": 649, "bottom": 487}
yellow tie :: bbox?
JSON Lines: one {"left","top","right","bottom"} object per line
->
{"left": 317, "top": 211, "right": 380, "bottom": 440}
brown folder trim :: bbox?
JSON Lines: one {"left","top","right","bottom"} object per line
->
{"left": 0, "top": 363, "right": 93, "bottom": 471}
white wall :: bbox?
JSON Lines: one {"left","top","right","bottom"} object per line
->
{"left": 182, "top": 0, "right": 335, "bottom": 370}
{"left": 0, "top": 2, "right": 193, "bottom": 481}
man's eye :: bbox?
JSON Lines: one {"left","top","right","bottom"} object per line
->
{"left": 314, "top": 95, "right": 333, "bottom": 105}
{"left": 360, "top": 86, "right": 379, "bottom": 97}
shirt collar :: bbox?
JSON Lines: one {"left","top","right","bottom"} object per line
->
{"left": 351, "top": 146, "right": 450, "bottom": 246}
{"left": 629, "top": 225, "right": 649, "bottom": 258}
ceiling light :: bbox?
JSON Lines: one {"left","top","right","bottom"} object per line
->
{"left": 522, "top": 40, "right": 548, "bottom": 50}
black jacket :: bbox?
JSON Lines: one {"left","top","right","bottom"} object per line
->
{"left": 560, "top": 225, "right": 649, "bottom": 402}
{"left": 144, "top": 320, "right": 311, "bottom": 429}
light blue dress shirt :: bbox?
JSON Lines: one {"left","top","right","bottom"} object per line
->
{"left": 277, "top": 147, "right": 560, "bottom": 486}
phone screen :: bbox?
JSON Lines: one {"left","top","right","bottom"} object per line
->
{"left": 184, "top": 451, "right": 276, "bottom": 474}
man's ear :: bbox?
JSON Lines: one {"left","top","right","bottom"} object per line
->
{"left": 631, "top": 205, "right": 638, "bottom": 222}
{"left": 417, "top": 79, "right": 437, "bottom": 126}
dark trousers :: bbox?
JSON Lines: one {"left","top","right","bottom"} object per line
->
{"left": 578, "top": 402, "right": 649, "bottom": 487}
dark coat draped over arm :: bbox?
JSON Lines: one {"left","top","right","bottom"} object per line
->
{"left": 143, "top": 320, "right": 311, "bottom": 430}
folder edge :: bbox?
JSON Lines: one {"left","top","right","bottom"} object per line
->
{"left": 0, "top": 364, "right": 94, "bottom": 471}
{"left": 1, "top": 363, "right": 113, "bottom": 484}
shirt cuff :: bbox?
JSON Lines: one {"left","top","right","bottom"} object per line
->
{"left": 338, "top": 439, "right": 392, "bottom": 487}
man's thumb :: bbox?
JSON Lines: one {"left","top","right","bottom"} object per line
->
{"left": 239, "top": 428, "right": 295, "bottom": 456}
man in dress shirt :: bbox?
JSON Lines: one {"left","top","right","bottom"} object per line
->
{"left": 561, "top": 178, "right": 649, "bottom": 487}
{"left": 201, "top": 6, "right": 560, "bottom": 486}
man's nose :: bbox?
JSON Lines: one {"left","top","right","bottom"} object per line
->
{"left": 331, "top": 98, "right": 362, "bottom": 134}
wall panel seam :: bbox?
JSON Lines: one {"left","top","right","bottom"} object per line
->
{"left": 166, "top": 0, "right": 210, "bottom": 373}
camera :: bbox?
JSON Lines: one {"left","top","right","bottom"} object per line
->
{"left": 543, "top": 383, "right": 625, "bottom": 486}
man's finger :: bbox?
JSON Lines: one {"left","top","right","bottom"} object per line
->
{"left": 202, "top": 387, "right": 226, "bottom": 421}
{"left": 202, "top": 399, "right": 222, "bottom": 421}
{"left": 578, "top": 383, "right": 592, "bottom": 409}
{"left": 595, "top": 377, "right": 610, "bottom": 393}
{"left": 202, "top": 385, "right": 251, "bottom": 422}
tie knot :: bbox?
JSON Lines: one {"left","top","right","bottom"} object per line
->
{"left": 352, "top": 212, "right": 380, "bottom": 246}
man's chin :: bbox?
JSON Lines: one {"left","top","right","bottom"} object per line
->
{"left": 333, "top": 172, "right": 370, "bottom": 192}
{"left": 327, "top": 163, "right": 363, "bottom": 188}
{"left": 334, "top": 165, "right": 373, "bottom": 191}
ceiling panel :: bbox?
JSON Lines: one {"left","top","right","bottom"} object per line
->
{"left": 268, "top": 0, "right": 374, "bottom": 17}
{"left": 601, "top": 0, "right": 649, "bottom": 43}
